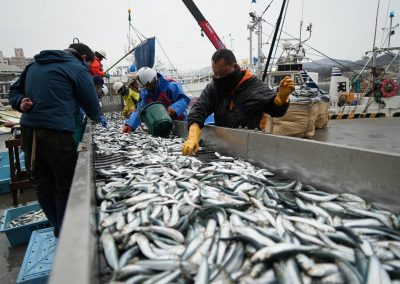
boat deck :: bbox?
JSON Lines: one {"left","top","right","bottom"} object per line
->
{"left": 314, "top": 117, "right": 400, "bottom": 154}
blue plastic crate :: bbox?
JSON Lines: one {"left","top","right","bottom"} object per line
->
{"left": 0, "top": 150, "right": 26, "bottom": 194}
{"left": 17, "top": 227, "right": 57, "bottom": 284}
{"left": 0, "top": 202, "right": 51, "bottom": 247}
{"left": 0, "top": 151, "right": 10, "bottom": 194}
{"left": 0, "top": 179, "right": 9, "bottom": 194}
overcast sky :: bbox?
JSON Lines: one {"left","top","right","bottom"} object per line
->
{"left": 1, "top": 0, "right": 399, "bottom": 72}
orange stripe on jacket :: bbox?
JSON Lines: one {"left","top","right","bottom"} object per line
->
{"left": 229, "top": 69, "right": 253, "bottom": 111}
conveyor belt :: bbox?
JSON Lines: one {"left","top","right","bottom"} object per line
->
{"left": 94, "top": 152, "right": 125, "bottom": 170}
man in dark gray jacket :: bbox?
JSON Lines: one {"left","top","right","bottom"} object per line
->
{"left": 182, "top": 48, "right": 294, "bottom": 156}
{"left": 9, "top": 43, "right": 105, "bottom": 237}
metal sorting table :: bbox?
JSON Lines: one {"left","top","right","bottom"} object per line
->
{"left": 49, "top": 121, "right": 400, "bottom": 283}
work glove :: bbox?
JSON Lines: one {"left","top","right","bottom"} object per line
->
{"left": 121, "top": 124, "right": 133, "bottom": 134}
{"left": 167, "top": 107, "right": 176, "bottom": 118}
{"left": 105, "top": 73, "right": 111, "bottom": 79}
{"left": 99, "top": 115, "right": 108, "bottom": 128}
{"left": 274, "top": 76, "right": 295, "bottom": 105}
{"left": 182, "top": 123, "right": 201, "bottom": 156}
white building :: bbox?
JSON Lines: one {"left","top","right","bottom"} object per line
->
{"left": 8, "top": 48, "right": 33, "bottom": 70}
{"left": 0, "top": 51, "right": 22, "bottom": 77}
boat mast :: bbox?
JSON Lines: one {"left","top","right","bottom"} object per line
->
{"left": 388, "top": 11, "right": 394, "bottom": 47}
{"left": 248, "top": 0, "right": 263, "bottom": 74}
{"left": 248, "top": 18, "right": 254, "bottom": 70}
{"left": 371, "top": 0, "right": 381, "bottom": 82}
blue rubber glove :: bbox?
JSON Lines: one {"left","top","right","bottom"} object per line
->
{"left": 105, "top": 73, "right": 111, "bottom": 79}
{"left": 99, "top": 115, "right": 108, "bottom": 128}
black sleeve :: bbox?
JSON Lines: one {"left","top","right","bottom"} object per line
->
{"left": 240, "top": 80, "right": 289, "bottom": 118}
{"left": 9, "top": 63, "right": 34, "bottom": 112}
{"left": 187, "top": 84, "right": 215, "bottom": 129}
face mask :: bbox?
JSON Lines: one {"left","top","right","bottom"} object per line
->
{"left": 213, "top": 68, "right": 242, "bottom": 92}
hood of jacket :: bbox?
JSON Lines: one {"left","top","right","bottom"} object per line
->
{"left": 34, "top": 50, "right": 80, "bottom": 65}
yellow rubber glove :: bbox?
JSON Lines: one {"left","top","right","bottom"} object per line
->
{"left": 274, "top": 76, "right": 295, "bottom": 105}
{"left": 182, "top": 123, "right": 202, "bottom": 156}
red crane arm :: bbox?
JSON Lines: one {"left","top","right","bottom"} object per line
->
{"left": 181, "top": 0, "right": 226, "bottom": 50}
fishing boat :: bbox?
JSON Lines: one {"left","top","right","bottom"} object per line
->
{"left": 327, "top": 64, "right": 400, "bottom": 118}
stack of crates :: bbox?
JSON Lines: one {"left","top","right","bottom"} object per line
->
{"left": 16, "top": 227, "right": 57, "bottom": 284}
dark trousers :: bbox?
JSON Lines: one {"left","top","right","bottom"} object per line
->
{"left": 21, "top": 127, "right": 78, "bottom": 237}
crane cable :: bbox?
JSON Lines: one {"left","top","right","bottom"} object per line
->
{"left": 260, "top": 0, "right": 275, "bottom": 18}
{"left": 155, "top": 38, "right": 195, "bottom": 97}
{"left": 379, "top": 0, "right": 392, "bottom": 48}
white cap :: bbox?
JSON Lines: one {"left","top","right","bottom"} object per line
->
{"left": 136, "top": 67, "right": 157, "bottom": 90}
{"left": 112, "top": 81, "right": 124, "bottom": 93}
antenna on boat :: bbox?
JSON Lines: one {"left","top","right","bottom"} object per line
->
{"left": 388, "top": 11, "right": 395, "bottom": 48}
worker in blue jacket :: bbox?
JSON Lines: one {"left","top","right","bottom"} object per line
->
{"left": 9, "top": 43, "right": 106, "bottom": 237}
{"left": 121, "top": 67, "right": 190, "bottom": 133}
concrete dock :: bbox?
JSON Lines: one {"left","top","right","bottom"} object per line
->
{"left": 314, "top": 117, "right": 400, "bottom": 154}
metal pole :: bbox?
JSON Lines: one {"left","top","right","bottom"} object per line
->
{"left": 389, "top": 11, "right": 394, "bottom": 48}
{"left": 370, "top": 0, "right": 381, "bottom": 83}
{"left": 257, "top": 17, "right": 263, "bottom": 74}
{"left": 262, "top": 0, "right": 288, "bottom": 81}
{"left": 249, "top": 24, "right": 253, "bottom": 70}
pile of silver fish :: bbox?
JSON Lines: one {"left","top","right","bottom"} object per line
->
{"left": 9, "top": 209, "right": 46, "bottom": 228}
{"left": 94, "top": 116, "right": 400, "bottom": 284}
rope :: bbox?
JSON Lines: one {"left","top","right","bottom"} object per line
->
{"left": 379, "top": 0, "right": 392, "bottom": 48}
{"left": 262, "top": 19, "right": 373, "bottom": 82}
{"left": 260, "top": 0, "right": 275, "bottom": 18}
{"left": 383, "top": 50, "right": 400, "bottom": 74}
{"left": 129, "top": 23, "right": 147, "bottom": 42}
{"left": 155, "top": 38, "right": 196, "bottom": 97}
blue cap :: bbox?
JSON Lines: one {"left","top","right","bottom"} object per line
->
{"left": 129, "top": 64, "right": 137, "bottom": 73}
{"left": 390, "top": 11, "right": 395, "bottom": 17}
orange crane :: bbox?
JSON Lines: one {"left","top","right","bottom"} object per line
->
{"left": 181, "top": 0, "right": 226, "bottom": 50}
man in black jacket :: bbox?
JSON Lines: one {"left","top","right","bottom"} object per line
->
{"left": 182, "top": 48, "right": 294, "bottom": 156}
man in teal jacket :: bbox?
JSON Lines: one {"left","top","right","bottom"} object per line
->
{"left": 9, "top": 43, "right": 106, "bottom": 237}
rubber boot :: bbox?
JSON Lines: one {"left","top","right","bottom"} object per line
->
{"left": 37, "top": 194, "right": 59, "bottom": 237}
{"left": 55, "top": 191, "right": 70, "bottom": 237}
